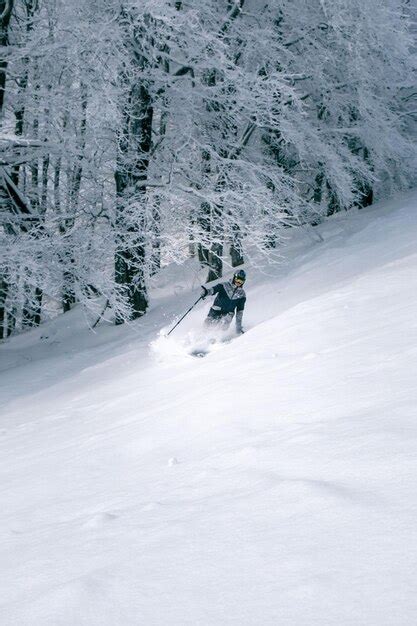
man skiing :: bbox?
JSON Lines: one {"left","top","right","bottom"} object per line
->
{"left": 201, "top": 269, "right": 246, "bottom": 334}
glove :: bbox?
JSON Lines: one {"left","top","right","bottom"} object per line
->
{"left": 201, "top": 285, "right": 208, "bottom": 299}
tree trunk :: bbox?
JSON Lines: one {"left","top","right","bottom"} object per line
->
{"left": 326, "top": 181, "right": 341, "bottom": 217}
{"left": 0, "top": 0, "right": 13, "bottom": 118}
{"left": 230, "top": 223, "right": 244, "bottom": 267}
{"left": 197, "top": 146, "right": 224, "bottom": 282}
{"left": 150, "top": 195, "right": 161, "bottom": 276}
{"left": 0, "top": 276, "right": 7, "bottom": 339}
{"left": 22, "top": 287, "right": 42, "bottom": 326}
{"left": 61, "top": 83, "right": 87, "bottom": 312}
{"left": 114, "top": 10, "right": 155, "bottom": 323}
{"left": 0, "top": 0, "right": 14, "bottom": 338}
{"left": 114, "top": 78, "right": 153, "bottom": 323}
{"left": 356, "top": 148, "right": 374, "bottom": 209}
{"left": 22, "top": 51, "right": 45, "bottom": 328}
{"left": 207, "top": 242, "right": 223, "bottom": 282}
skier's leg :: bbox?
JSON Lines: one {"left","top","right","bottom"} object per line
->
{"left": 219, "top": 312, "right": 234, "bottom": 330}
{"left": 204, "top": 308, "right": 222, "bottom": 328}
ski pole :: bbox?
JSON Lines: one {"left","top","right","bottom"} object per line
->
{"left": 167, "top": 295, "right": 203, "bottom": 336}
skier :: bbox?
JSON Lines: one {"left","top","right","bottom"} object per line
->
{"left": 201, "top": 269, "right": 246, "bottom": 334}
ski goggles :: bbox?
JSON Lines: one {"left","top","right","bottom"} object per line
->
{"left": 234, "top": 278, "right": 245, "bottom": 285}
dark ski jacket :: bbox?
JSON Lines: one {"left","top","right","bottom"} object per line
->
{"left": 207, "top": 280, "right": 246, "bottom": 331}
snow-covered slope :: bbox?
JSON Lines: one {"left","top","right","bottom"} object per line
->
{"left": 1, "top": 193, "right": 417, "bottom": 625}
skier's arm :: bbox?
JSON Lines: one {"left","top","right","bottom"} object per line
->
{"left": 201, "top": 283, "right": 221, "bottom": 298}
{"left": 235, "top": 297, "right": 246, "bottom": 333}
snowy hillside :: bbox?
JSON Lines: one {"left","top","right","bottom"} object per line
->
{"left": 1, "top": 193, "right": 417, "bottom": 625}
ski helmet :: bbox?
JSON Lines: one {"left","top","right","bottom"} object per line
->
{"left": 233, "top": 269, "right": 246, "bottom": 284}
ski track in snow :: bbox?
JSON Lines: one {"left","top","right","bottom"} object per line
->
{"left": 1, "top": 192, "right": 417, "bottom": 625}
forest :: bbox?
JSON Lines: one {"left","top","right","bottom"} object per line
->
{"left": 1, "top": 0, "right": 416, "bottom": 338}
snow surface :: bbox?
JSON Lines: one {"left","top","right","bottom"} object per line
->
{"left": 1, "top": 193, "right": 417, "bottom": 625}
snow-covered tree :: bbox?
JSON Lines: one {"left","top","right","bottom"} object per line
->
{"left": 0, "top": 0, "right": 415, "bottom": 336}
